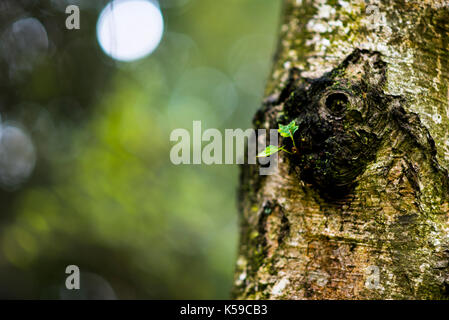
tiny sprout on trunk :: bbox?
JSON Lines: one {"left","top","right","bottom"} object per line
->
{"left": 257, "top": 120, "right": 299, "bottom": 157}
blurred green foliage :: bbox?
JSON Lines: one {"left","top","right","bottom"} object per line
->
{"left": 0, "top": 0, "right": 280, "bottom": 299}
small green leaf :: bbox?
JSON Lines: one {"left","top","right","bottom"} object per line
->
{"left": 278, "top": 126, "right": 290, "bottom": 138}
{"left": 256, "top": 145, "right": 281, "bottom": 157}
{"left": 278, "top": 120, "right": 299, "bottom": 138}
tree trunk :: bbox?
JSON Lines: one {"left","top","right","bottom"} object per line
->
{"left": 233, "top": 0, "right": 449, "bottom": 299}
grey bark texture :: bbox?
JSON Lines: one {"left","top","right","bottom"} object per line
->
{"left": 233, "top": 0, "right": 449, "bottom": 299}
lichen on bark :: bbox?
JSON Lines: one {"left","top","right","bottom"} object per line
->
{"left": 233, "top": 0, "right": 449, "bottom": 299}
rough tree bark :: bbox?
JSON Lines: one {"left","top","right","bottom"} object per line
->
{"left": 233, "top": 0, "right": 449, "bottom": 299}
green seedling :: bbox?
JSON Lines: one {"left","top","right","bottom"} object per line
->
{"left": 257, "top": 120, "right": 299, "bottom": 158}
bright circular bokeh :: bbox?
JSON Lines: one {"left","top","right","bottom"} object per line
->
{"left": 96, "top": 0, "right": 164, "bottom": 62}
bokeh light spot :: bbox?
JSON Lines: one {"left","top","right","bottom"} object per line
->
{"left": 0, "top": 123, "right": 36, "bottom": 190}
{"left": 96, "top": 0, "right": 164, "bottom": 62}
{"left": 0, "top": 17, "right": 48, "bottom": 81}
{"left": 59, "top": 272, "right": 117, "bottom": 300}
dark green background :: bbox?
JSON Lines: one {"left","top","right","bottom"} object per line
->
{"left": 0, "top": 0, "right": 280, "bottom": 299}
